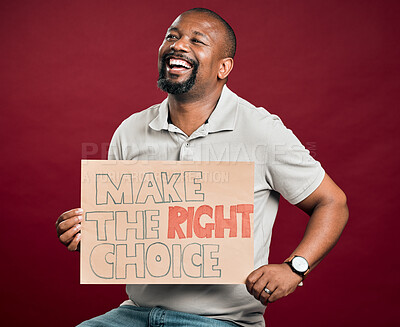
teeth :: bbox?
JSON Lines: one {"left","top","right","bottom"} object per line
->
{"left": 169, "top": 58, "right": 191, "bottom": 69}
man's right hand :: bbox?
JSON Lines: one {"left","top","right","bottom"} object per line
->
{"left": 55, "top": 208, "right": 83, "bottom": 251}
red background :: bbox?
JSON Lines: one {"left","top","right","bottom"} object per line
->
{"left": 1, "top": 0, "right": 399, "bottom": 326}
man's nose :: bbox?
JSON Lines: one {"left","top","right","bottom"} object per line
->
{"left": 171, "top": 37, "right": 189, "bottom": 52}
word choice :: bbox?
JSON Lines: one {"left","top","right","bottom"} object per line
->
{"left": 90, "top": 242, "right": 221, "bottom": 279}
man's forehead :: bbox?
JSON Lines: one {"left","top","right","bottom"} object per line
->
{"left": 167, "top": 12, "right": 224, "bottom": 39}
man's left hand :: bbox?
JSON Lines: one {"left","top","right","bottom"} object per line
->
{"left": 245, "top": 263, "right": 303, "bottom": 305}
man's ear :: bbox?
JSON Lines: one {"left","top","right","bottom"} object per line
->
{"left": 217, "top": 58, "right": 234, "bottom": 80}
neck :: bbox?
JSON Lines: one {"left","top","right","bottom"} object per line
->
{"left": 168, "top": 85, "right": 224, "bottom": 136}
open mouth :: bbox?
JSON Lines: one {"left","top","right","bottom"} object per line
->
{"left": 166, "top": 57, "right": 193, "bottom": 73}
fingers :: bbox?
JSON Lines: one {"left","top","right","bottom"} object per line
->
{"left": 55, "top": 208, "right": 83, "bottom": 251}
{"left": 56, "top": 208, "right": 83, "bottom": 227}
{"left": 267, "top": 287, "right": 283, "bottom": 303}
{"left": 246, "top": 268, "right": 263, "bottom": 295}
{"left": 246, "top": 267, "right": 276, "bottom": 305}
{"left": 59, "top": 223, "right": 81, "bottom": 245}
{"left": 246, "top": 264, "right": 301, "bottom": 305}
{"left": 67, "top": 232, "right": 81, "bottom": 252}
{"left": 261, "top": 282, "right": 278, "bottom": 305}
{"left": 56, "top": 213, "right": 82, "bottom": 237}
{"left": 246, "top": 268, "right": 270, "bottom": 301}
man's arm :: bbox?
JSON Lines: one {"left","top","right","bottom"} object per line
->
{"left": 246, "top": 173, "right": 349, "bottom": 305}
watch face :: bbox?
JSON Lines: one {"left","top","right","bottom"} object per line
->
{"left": 292, "top": 256, "right": 309, "bottom": 273}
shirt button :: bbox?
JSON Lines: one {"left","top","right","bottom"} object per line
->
{"left": 185, "top": 143, "right": 189, "bottom": 147}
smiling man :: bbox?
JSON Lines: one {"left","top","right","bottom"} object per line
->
{"left": 56, "top": 8, "right": 348, "bottom": 327}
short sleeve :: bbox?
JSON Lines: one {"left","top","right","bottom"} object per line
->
{"left": 108, "top": 128, "right": 122, "bottom": 160}
{"left": 264, "top": 116, "right": 325, "bottom": 204}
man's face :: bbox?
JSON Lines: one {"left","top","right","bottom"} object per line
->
{"left": 157, "top": 12, "right": 225, "bottom": 95}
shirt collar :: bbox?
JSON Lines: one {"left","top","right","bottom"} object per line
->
{"left": 148, "top": 97, "right": 169, "bottom": 131}
{"left": 149, "top": 85, "right": 239, "bottom": 133}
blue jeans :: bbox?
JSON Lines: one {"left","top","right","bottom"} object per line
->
{"left": 77, "top": 305, "right": 239, "bottom": 327}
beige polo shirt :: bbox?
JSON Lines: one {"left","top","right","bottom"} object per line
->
{"left": 109, "top": 85, "right": 325, "bottom": 327}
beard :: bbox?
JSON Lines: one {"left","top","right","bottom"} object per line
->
{"left": 157, "top": 53, "right": 199, "bottom": 95}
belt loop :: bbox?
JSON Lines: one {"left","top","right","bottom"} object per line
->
{"left": 149, "top": 307, "right": 165, "bottom": 327}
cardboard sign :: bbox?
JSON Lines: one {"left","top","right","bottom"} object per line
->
{"left": 80, "top": 160, "right": 254, "bottom": 284}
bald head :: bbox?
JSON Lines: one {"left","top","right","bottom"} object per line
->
{"left": 181, "top": 8, "right": 236, "bottom": 59}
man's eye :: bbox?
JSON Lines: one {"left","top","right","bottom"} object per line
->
{"left": 166, "top": 34, "right": 177, "bottom": 40}
{"left": 192, "top": 39, "right": 204, "bottom": 44}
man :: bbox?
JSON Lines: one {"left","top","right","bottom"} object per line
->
{"left": 56, "top": 8, "right": 348, "bottom": 327}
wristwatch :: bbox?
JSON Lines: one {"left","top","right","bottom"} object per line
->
{"left": 284, "top": 255, "right": 310, "bottom": 278}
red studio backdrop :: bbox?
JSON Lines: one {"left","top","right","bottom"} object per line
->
{"left": 1, "top": 0, "right": 399, "bottom": 326}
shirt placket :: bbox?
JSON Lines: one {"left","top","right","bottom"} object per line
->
{"left": 167, "top": 124, "right": 208, "bottom": 161}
